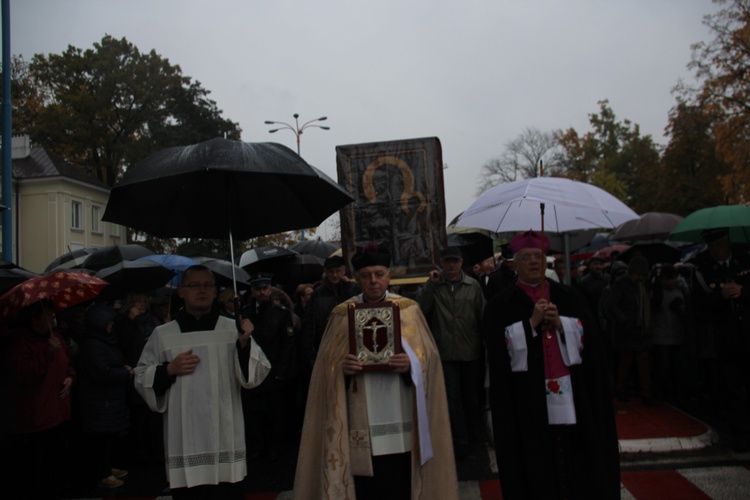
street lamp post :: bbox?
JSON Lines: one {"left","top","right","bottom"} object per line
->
{"left": 264, "top": 114, "right": 330, "bottom": 241}
{"left": 264, "top": 113, "right": 330, "bottom": 156}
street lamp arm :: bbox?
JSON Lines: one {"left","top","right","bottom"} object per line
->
{"left": 300, "top": 116, "right": 328, "bottom": 129}
{"left": 301, "top": 125, "right": 330, "bottom": 132}
{"left": 265, "top": 120, "right": 296, "bottom": 129}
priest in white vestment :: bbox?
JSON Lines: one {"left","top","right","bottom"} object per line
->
{"left": 293, "top": 245, "right": 458, "bottom": 500}
{"left": 135, "top": 265, "right": 270, "bottom": 500}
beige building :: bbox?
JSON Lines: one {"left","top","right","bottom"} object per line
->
{"left": 2, "top": 135, "right": 126, "bottom": 273}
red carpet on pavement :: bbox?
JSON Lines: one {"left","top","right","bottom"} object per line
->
{"left": 614, "top": 399, "right": 709, "bottom": 440}
{"left": 620, "top": 470, "right": 712, "bottom": 500}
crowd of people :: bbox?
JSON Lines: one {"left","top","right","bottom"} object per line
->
{"left": 1, "top": 226, "right": 747, "bottom": 499}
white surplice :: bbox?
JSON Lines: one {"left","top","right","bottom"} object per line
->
{"left": 134, "top": 316, "right": 270, "bottom": 489}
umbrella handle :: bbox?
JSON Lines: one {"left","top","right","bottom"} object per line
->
{"left": 540, "top": 202, "right": 546, "bottom": 298}
{"left": 234, "top": 296, "right": 244, "bottom": 334}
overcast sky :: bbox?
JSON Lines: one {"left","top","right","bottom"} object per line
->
{"left": 10, "top": 0, "right": 718, "bottom": 239}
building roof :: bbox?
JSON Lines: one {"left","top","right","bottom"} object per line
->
{"left": 7, "top": 147, "right": 108, "bottom": 189}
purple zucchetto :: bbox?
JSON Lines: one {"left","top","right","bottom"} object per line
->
{"left": 510, "top": 230, "right": 551, "bottom": 254}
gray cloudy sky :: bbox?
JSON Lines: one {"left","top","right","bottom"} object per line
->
{"left": 10, "top": 0, "right": 717, "bottom": 238}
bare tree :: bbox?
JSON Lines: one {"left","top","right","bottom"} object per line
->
{"left": 476, "top": 127, "right": 562, "bottom": 194}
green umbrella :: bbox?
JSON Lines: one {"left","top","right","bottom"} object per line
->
{"left": 668, "top": 205, "right": 750, "bottom": 243}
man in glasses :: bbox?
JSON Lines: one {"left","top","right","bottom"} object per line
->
{"left": 134, "top": 265, "right": 271, "bottom": 499}
{"left": 484, "top": 230, "right": 620, "bottom": 499}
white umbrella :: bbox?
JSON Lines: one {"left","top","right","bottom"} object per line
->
{"left": 456, "top": 177, "right": 638, "bottom": 234}
{"left": 455, "top": 177, "right": 638, "bottom": 283}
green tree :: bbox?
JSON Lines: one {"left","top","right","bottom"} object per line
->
{"left": 3, "top": 56, "right": 49, "bottom": 135}
{"left": 11, "top": 35, "right": 241, "bottom": 187}
{"left": 681, "top": 0, "right": 750, "bottom": 203}
{"left": 642, "top": 102, "right": 729, "bottom": 215}
{"left": 4, "top": 36, "right": 244, "bottom": 252}
{"left": 555, "top": 100, "right": 660, "bottom": 211}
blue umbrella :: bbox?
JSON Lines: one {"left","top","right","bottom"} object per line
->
{"left": 137, "top": 254, "right": 198, "bottom": 287}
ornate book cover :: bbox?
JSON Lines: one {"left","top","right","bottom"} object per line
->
{"left": 348, "top": 301, "right": 402, "bottom": 371}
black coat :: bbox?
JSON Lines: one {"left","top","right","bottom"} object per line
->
{"left": 242, "top": 299, "right": 296, "bottom": 390}
{"left": 602, "top": 276, "right": 652, "bottom": 352}
{"left": 75, "top": 329, "right": 131, "bottom": 434}
{"left": 300, "top": 280, "right": 359, "bottom": 365}
{"left": 691, "top": 248, "right": 750, "bottom": 356}
{"left": 484, "top": 280, "right": 620, "bottom": 500}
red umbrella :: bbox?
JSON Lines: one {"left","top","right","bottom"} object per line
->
{"left": 0, "top": 270, "right": 109, "bottom": 322}
{"left": 592, "top": 244, "right": 631, "bottom": 262}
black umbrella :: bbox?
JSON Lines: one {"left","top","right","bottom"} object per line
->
{"left": 611, "top": 212, "right": 684, "bottom": 242}
{"left": 271, "top": 254, "right": 325, "bottom": 291}
{"left": 96, "top": 260, "right": 176, "bottom": 298}
{"left": 81, "top": 244, "right": 155, "bottom": 271}
{"left": 447, "top": 232, "right": 494, "bottom": 266}
{"left": 617, "top": 241, "right": 683, "bottom": 266}
{"left": 44, "top": 247, "right": 97, "bottom": 272}
{"left": 193, "top": 257, "right": 252, "bottom": 290}
{"left": 0, "top": 261, "right": 38, "bottom": 295}
{"left": 288, "top": 239, "right": 339, "bottom": 260}
{"left": 239, "top": 246, "right": 298, "bottom": 270}
{"left": 103, "top": 139, "right": 353, "bottom": 295}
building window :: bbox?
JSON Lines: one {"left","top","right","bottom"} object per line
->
{"left": 110, "top": 222, "right": 121, "bottom": 238}
{"left": 71, "top": 200, "right": 83, "bottom": 230}
{"left": 91, "top": 205, "right": 102, "bottom": 234}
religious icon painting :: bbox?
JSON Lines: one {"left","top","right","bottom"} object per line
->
{"left": 336, "top": 137, "right": 447, "bottom": 279}
{"left": 347, "top": 301, "right": 402, "bottom": 371}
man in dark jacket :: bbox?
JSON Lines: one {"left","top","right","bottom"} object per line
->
{"left": 240, "top": 272, "right": 296, "bottom": 461}
{"left": 485, "top": 247, "right": 517, "bottom": 300}
{"left": 77, "top": 304, "right": 132, "bottom": 488}
{"left": 484, "top": 230, "right": 620, "bottom": 499}
{"left": 690, "top": 227, "right": 750, "bottom": 452}
{"left": 300, "top": 255, "right": 360, "bottom": 366}
{"left": 577, "top": 255, "right": 609, "bottom": 326}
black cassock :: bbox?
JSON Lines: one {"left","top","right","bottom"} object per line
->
{"left": 484, "top": 280, "right": 620, "bottom": 499}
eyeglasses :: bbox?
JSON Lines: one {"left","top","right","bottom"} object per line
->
{"left": 516, "top": 253, "right": 544, "bottom": 262}
{"left": 182, "top": 282, "right": 216, "bottom": 290}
